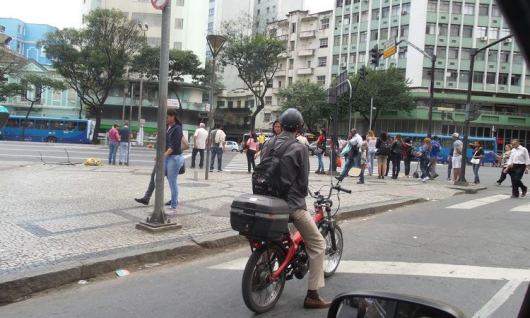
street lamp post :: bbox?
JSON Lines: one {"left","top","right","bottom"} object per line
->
{"left": 369, "top": 97, "right": 375, "bottom": 131}
{"left": 137, "top": 23, "right": 148, "bottom": 147}
{"left": 205, "top": 34, "right": 226, "bottom": 181}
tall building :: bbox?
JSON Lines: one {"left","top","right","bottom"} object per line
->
{"left": 258, "top": 10, "right": 334, "bottom": 131}
{"left": 81, "top": 0, "right": 208, "bottom": 67}
{"left": 0, "top": 18, "right": 57, "bottom": 65}
{"left": 332, "top": 0, "right": 530, "bottom": 146}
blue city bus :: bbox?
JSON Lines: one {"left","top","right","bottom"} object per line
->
{"left": 0, "top": 116, "right": 94, "bottom": 144}
{"left": 388, "top": 132, "right": 498, "bottom": 164}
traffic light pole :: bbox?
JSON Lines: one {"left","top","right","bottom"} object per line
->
{"left": 456, "top": 34, "right": 513, "bottom": 185}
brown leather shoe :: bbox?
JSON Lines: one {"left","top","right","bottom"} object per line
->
{"left": 303, "top": 296, "right": 331, "bottom": 309}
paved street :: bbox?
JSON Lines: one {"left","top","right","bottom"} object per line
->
{"left": 0, "top": 140, "right": 522, "bottom": 311}
{"left": 1, "top": 189, "right": 529, "bottom": 317}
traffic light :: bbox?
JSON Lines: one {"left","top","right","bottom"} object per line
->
{"left": 370, "top": 44, "right": 380, "bottom": 67}
{"left": 359, "top": 65, "right": 367, "bottom": 80}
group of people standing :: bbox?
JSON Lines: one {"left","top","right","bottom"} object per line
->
{"left": 107, "top": 123, "right": 132, "bottom": 165}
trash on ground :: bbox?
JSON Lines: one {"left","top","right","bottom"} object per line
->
{"left": 413, "top": 236, "right": 418, "bottom": 239}
{"left": 144, "top": 263, "right": 160, "bottom": 268}
{"left": 78, "top": 280, "right": 88, "bottom": 285}
{"left": 115, "top": 269, "right": 130, "bottom": 277}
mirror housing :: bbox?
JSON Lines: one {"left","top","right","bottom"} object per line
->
{"left": 327, "top": 291, "right": 466, "bottom": 318}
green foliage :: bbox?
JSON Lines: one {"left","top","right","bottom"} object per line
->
{"left": 278, "top": 81, "right": 332, "bottom": 134}
{"left": 0, "top": 49, "right": 26, "bottom": 101}
{"left": 220, "top": 17, "right": 286, "bottom": 130}
{"left": 341, "top": 67, "right": 414, "bottom": 129}
{"left": 40, "top": 8, "right": 145, "bottom": 143}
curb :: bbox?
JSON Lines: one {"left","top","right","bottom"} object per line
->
{"left": 0, "top": 194, "right": 465, "bottom": 305}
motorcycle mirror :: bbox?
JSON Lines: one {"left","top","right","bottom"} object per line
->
{"left": 327, "top": 291, "right": 466, "bottom": 318}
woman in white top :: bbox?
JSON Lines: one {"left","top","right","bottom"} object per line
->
{"left": 366, "top": 130, "right": 377, "bottom": 176}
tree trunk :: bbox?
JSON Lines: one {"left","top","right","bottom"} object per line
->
{"left": 250, "top": 99, "right": 264, "bottom": 132}
{"left": 91, "top": 110, "right": 103, "bottom": 144}
{"left": 21, "top": 100, "right": 36, "bottom": 141}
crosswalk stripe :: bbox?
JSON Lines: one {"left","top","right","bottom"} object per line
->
{"left": 446, "top": 194, "right": 511, "bottom": 209}
{"left": 209, "top": 258, "right": 530, "bottom": 281}
{"left": 510, "top": 203, "right": 530, "bottom": 212}
{"left": 224, "top": 153, "right": 256, "bottom": 172}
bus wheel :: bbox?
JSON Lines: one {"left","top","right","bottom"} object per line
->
{"left": 46, "top": 136, "right": 57, "bottom": 143}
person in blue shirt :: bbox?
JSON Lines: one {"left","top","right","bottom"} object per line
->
{"left": 429, "top": 136, "right": 441, "bottom": 179}
{"left": 417, "top": 138, "right": 432, "bottom": 182}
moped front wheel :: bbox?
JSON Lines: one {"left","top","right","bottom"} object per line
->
{"left": 321, "top": 224, "right": 343, "bottom": 277}
{"left": 242, "top": 244, "right": 286, "bottom": 314}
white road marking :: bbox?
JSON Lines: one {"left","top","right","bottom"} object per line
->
{"left": 510, "top": 203, "right": 530, "bottom": 212}
{"left": 446, "top": 194, "right": 511, "bottom": 209}
{"left": 210, "top": 259, "right": 530, "bottom": 281}
{"left": 472, "top": 280, "right": 522, "bottom": 318}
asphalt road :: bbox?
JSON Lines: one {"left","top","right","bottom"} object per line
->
{"left": 2, "top": 186, "right": 529, "bottom": 318}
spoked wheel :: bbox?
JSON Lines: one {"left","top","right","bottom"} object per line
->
{"left": 321, "top": 224, "right": 343, "bottom": 277}
{"left": 242, "top": 244, "right": 286, "bottom": 314}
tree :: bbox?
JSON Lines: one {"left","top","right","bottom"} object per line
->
{"left": 131, "top": 47, "right": 205, "bottom": 107}
{"left": 277, "top": 80, "right": 333, "bottom": 134}
{"left": 18, "top": 74, "right": 65, "bottom": 141}
{"left": 344, "top": 67, "right": 415, "bottom": 129}
{"left": 220, "top": 17, "right": 286, "bottom": 131}
{"left": 0, "top": 48, "right": 26, "bottom": 101}
{"left": 41, "top": 8, "right": 145, "bottom": 143}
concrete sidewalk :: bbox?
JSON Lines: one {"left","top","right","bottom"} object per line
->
{"left": 0, "top": 159, "right": 483, "bottom": 304}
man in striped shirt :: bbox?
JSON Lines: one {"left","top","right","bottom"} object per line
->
{"left": 504, "top": 139, "right": 530, "bottom": 198}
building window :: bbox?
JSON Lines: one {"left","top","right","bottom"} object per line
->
{"left": 278, "top": 81, "right": 282, "bottom": 88}
{"left": 209, "top": 8, "right": 214, "bottom": 16}
{"left": 370, "top": 31, "right": 378, "bottom": 41}
{"left": 320, "top": 18, "right": 329, "bottom": 29}
{"left": 317, "top": 76, "right": 326, "bottom": 86}
{"left": 438, "top": 24, "right": 448, "bottom": 36}
{"left": 360, "top": 11, "right": 369, "bottom": 22}
{"left": 463, "top": 3, "right": 474, "bottom": 15}
{"left": 511, "top": 74, "right": 521, "bottom": 86}
{"left": 265, "top": 96, "right": 272, "bottom": 105}
{"left": 439, "top": 1, "right": 450, "bottom": 13}
{"left": 380, "top": 28, "right": 389, "bottom": 40}
{"left": 476, "top": 27, "right": 487, "bottom": 38}
{"left": 342, "top": 34, "right": 349, "bottom": 45}
{"left": 217, "top": 100, "right": 225, "bottom": 107}
{"left": 291, "top": 22, "right": 296, "bottom": 33}
{"left": 448, "top": 47, "right": 458, "bottom": 59}
{"left": 462, "top": 26, "right": 473, "bottom": 38}
{"left": 402, "top": 3, "right": 410, "bottom": 13}
{"left": 427, "top": 0, "right": 437, "bottom": 12}
{"left": 489, "top": 27, "right": 499, "bottom": 39}
{"left": 452, "top": 2, "right": 462, "bottom": 14}
{"left": 436, "top": 47, "right": 446, "bottom": 58}
{"left": 500, "top": 28, "right": 511, "bottom": 38}
{"left": 491, "top": 5, "right": 500, "bottom": 17}
{"left": 207, "top": 22, "right": 213, "bottom": 31}
{"left": 486, "top": 73, "right": 496, "bottom": 84}
{"left": 332, "top": 54, "right": 339, "bottom": 65}
{"left": 381, "top": 7, "right": 390, "bottom": 18}
{"left": 227, "top": 101, "right": 233, "bottom": 108}
{"left": 391, "top": 6, "right": 400, "bottom": 16}
{"left": 446, "top": 70, "right": 457, "bottom": 80}
{"left": 175, "top": 18, "right": 184, "bottom": 29}
{"left": 319, "top": 38, "right": 328, "bottom": 48}
{"left": 425, "top": 45, "right": 434, "bottom": 56}
{"left": 173, "top": 42, "right": 183, "bottom": 50}
{"left": 289, "top": 59, "right": 294, "bottom": 69}
{"left": 426, "top": 23, "right": 436, "bottom": 35}
{"left": 263, "top": 113, "right": 271, "bottom": 122}
{"left": 390, "top": 27, "right": 398, "bottom": 37}
{"left": 372, "top": 9, "right": 380, "bottom": 20}
{"left": 177, "top": 0, "right": 185, "bottom": 6}
{"left": 267, "top": 7, "right": 270, "bottom": 13}
{"left": 290, "top": 41, "right": 295, "bottom": 51}
{"left": 245, "top": 100, "right": 255, "bottom": 108}
{"left": 350, "top": 33, "right": 358, "bottom": 43}
{"left": 461, "top": 49, "right": 471, "bottom": 59}
{"left": 359, "top": 31, "right": 367, "bottom": 42}
{"left": 334, "top": 36, "right": 341, "bottom": 46}
{"left": 288, "top": 77, "right": 293, "bottom": 85}
{"left": 478, "top": 4, "right": 489, "bottom": 16}
{"left": 473, "top": 71, "right": 484, "bottom": 83}
{"left": 351, "top": 13, "right": 359, "bottom": 23}
{"left": 513, "top": 53, "right": 524, "bottom": 64}
{"left": 257, "top": 9, "right": 260, "bottom": 15}
{"left": 358, "top": 52, "right": 366, "bottom": 63}
{"left": 400, "top": 25, "right": 409, "bottom": 37}
{"left": 450, "top": 25, "right": 460, "bottom": 37}
{"left": 499, "top": 51, "right": 510, "bottom": 63}
{"left": 349, "top": 53, "right": 356, "bottom": 63}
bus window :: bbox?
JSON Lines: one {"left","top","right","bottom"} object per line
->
{"left": 21, "top": 119, "right": 35, "bottom": 128}
{"left": 65, "top": 122, "right": 75, "bottom": 131}
{"left": 6, "top": 118, "right": 19, "bottom": 127}
{"left": 78, "top": 122, "right": 87, "bottom": 131}
{"left": 50, "top": 121, "right": 63, "bottom": 130}
{"left": 35, "top": 120, "right": 49, "bottom": 129}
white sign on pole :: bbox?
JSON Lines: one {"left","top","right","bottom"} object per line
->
{"left": 383, "top": 37, "right": 397, "bottom": 59}
{"left": 167, "top": 99, "right": 180, "bottom": 108}
{"left": 205, "top": 103, "right": 211, "bottom": 113}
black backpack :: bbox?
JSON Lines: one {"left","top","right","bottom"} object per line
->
{"left": 404, "top": 143, "right": 414, "bottom": 159}
{"left": 252, "top": 137, "right": 297, "bottom": 198}
{"left": 377, "top": 138, "right": 391, "bottom": 156}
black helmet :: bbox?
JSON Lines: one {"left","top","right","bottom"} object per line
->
{"left": 280, "top": 108, "right": 303, "bottom": 132}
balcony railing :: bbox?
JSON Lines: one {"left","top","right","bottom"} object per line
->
{"left": 299, "top": 30, "right": 316, "bottom": 38}
{"left": 298, "top": 49, "right": 315, "bottom": 57}
{"left": 278, "top": 51, "right": 292, "bottom": 58}
{"left": 275, "top": 70, "right": 286, "bottom": 77}
{"left": 297, "top": 67, "right": 314, "bottom": 75}
{"left": 277, "top": 34, "right": 288, "bottom": 41}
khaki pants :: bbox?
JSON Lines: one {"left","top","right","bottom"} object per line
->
{"left": 291, "top": 209, "right": 326, "bottom": 290}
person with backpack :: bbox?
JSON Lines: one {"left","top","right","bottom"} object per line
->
{"left": 390, "top": 133, "right": 404, "bottom": 179}
{"left": 335, "top": 128, "right": 362, "bottom": 182}
{"left": 403, "top": 137, "right": 414, "bottom": 178}
{"left": 375, "top": 131, "right": 391, "bottom": 179}
{"left": 417, "top": 138, "right": 432, "bottom": 182}
{"left": 257, "top": 108, "right": 331, "bottom": 309}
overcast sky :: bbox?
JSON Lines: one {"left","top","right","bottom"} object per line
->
{"left": 0, "top": 0, "right": 334, "bottom": 29}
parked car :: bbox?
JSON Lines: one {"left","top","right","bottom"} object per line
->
{"left": 308, "top": 141, "right": 330, "bottom": 156}
{"left": 225, "top": 141, "right": 240, "bottom": 152}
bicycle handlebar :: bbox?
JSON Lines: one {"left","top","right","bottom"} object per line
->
{"left": 309, "top": 184, "right": 351, "bottom": 200}
{"left": 333, "top": 185, "right": 352, "bottom": 194}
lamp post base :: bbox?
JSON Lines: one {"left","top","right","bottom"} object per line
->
{"left": 136, "top": 220, "right": 182, "bottom": 233}
{"left": 454, "top": 180, "right": 469, "bottom": 187}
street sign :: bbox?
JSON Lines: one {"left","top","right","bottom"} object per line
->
{"left": 336, "top": 71, "right": 349, "bottom": 96}
{"left": 167, "top": 99, "right": 180, "bottom": 108}
{"left": 383, "top": 37, "right": 397, "bottom": 59}
{"left": 205, "top": 103, "right": 211, "bottom": 113}
{"left": 151, "top": 0, "right": 168, "bottom": 10}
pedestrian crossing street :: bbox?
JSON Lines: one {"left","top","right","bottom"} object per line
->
{"left": 224, "top": 153, "right": 336, "bottom": 173}
{"left": 446, "top": 194, "right": 530, "bottom": 212}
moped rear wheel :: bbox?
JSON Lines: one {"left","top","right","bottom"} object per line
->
{"left": 242, "top": 244, "right": 286, "bottom": 314}
{"left": 321, "top": 224, "right": 343, "bottom": 277}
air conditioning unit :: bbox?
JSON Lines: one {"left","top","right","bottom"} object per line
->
{"left": 340, "top": 62, "right": 347, "bottom": 68}
{"left": 480, "top": 36, "right": 488, "bottom": 41}
{"left": 505, "top": 38, "right": 512, "bottom": 43}
{"left": 401, "top": 11, "right": 408, "bottom": 15}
